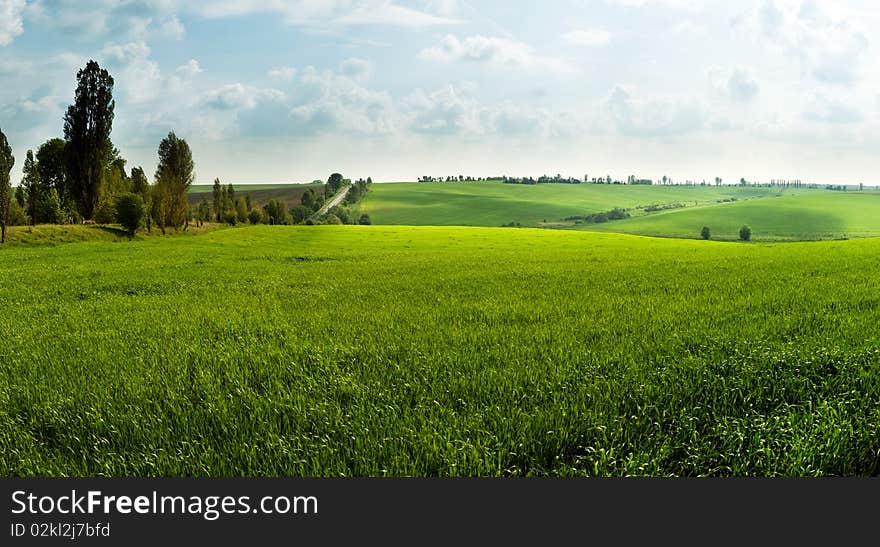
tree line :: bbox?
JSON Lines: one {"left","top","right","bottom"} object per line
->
{"left": 0, "top": 60, "right": 375, "bottom": 242}
{"left": 0, "top": 60, "right": 195, "bottom": 239}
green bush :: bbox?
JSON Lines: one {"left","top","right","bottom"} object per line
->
{"left": 115, "top": 193, "right": 146, "bottom": 236}
{"left": 248, "top": 209, "right": 263, "bottom": 225}
{"left": 94, "top": 199, "right": 117, "bottom": 224}
{"left": 701, "top": 226, "right": 711, "bottom": 240}
{"left": 739, "top": 225, "right": 751, "bottom": 241}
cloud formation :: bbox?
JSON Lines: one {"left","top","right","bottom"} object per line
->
{"left": 420, "top": 34, "right": 570, "bottom": 73}
{"left": 0, "top": 0, "right": 25, "bottom": 45}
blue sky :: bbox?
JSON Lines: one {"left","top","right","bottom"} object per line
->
{"left": 1, "top": 0, "right": 879, "bottom": 184}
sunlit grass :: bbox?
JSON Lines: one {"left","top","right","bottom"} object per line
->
{"left": 1, "top": 225, "right": 879, "bottom": 476}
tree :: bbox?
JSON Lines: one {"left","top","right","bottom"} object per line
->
{"left": 326, "top": 173, "right": 345, "bottom": 197}
{"left": 21, "top": 150, "right": 40, "bottom": 226}
{"left": 358, "top": 213, "right": 372, "bottom": 225}
{"left": 103, "top": 147, "right": 130, "bottom": 197}
{"left": 235, "top": 196, "right": 248, "bottom": 223}
{"left": 36, "top": 138, "right": 69, "bottom": 209}
{"left": 38, "top": 189, "right": 63, "bottom": 224}
{"left": 212, "top": 178, "right": 222, "bottom": 222}
{"left": 301, "top": 188, "right": 315, "bottom": 210}
{"left": 197, "top": 198, "right": 211, "bottom": 226}
{"left": 739, "top": 225, "right": 751, "bottom": 241}
{"left": 248, "top": 208, "right": 262, "bottom": 225}
{"left": 63, "top": 60, "right": 115, "bottom": 220}
{"left": 153, "top": 132, "right": 195, "bottom": 233}
{"left": 263, "top": 199, "right": 288, "bottom": 225}
{"left": 700, "top": 226, "right": 711, "bottom": 240}
{"left": 115, "top": 193, "right": 145, "bottom": 236}
{"left": 290, "top": 205, "right": 311, "bottom": 224}
{"left": 0, "top": 127, "right": 13, "bottom": 243}
{"left": 14, "top": 185, "right": 25, "bottom": 208}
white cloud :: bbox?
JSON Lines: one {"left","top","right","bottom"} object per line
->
{"left": 803, "top": 94, "right": 862, "bottom": 123}
{"left": 334, "top": 2, "right": 462, "bottom": 26}
{"left": 190, "top": 0, "right": 460, "bottom": 27}
{"left": 204, "top": 84, "right": 284, "bottom": 111}
{"left": 0, "top": 0, "right": 25, "bottom": 45}
{"left": 339, "top": 57, "right": 373, "bottom": 82}
{"left": 604, "top": 0, "right": 698, "bottom": 9}
{"left": 101, "top": 41, "right": 151, "bottom": 64}
{"left": 420, "top": 34, "right": 571, "bottom": 73}
{"left": 237, "top": 66, "right": 396, "bottom": 137}
{"left": 403, "top": 84, "right": 572, "bottom": 137}
{"left": 562, "top": 29, "right": 612, "bottom": 47}
{"left": 159, "top": 15, "right": 185, "bottom": 41}
{"left": 268, "top": 66, "right": 297, "bottom": 81}
{"left": 709, "top": 66, "right": 759, "bottom": 103}
{"left": 176, "top": 59, "right": 203, "bottom": 76}
{"left": 739, "top": 0, "right": 870, "bottom": 84}
{"left": 601, "top": 85, "right": 704, "bottom": 136}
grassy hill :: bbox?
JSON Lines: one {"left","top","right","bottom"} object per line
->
{"left": 0, "top": 223, "right": 223, "bottom": 248}
{"left": 3, "top": 225, "right": 879, "bottom": 476}
{"left": 357, "top": 181, "right": 802, "bottom": 227}
{"left": 585, "top": 191, "right": 880, "bottom": 241}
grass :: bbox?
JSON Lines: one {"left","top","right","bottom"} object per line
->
{"left": 586, "top": 191, "right": 880, "bottom": 241}
{"left": 0, "top": 223, "right": 224, "bottom": 248}
{"left": 2, "top": 225, "right": 879, "bottom": 476}
{"left": 358, "top": 181, "right": 801, "bottom": 227}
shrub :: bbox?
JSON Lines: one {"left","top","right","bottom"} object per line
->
{"left": 739, "top": 225, "right": 751, "bottom": 241}
{"left": 7, "top": 199, "right": 28, "bottom": 226}
{"left": 223, "top": 210, "right": 238, "bottom": 226}
{"left": 701, "top": 226, "right": 711, "bottom": 240}
{"left": 358, "top": 214, "right": 372, "bottom": 225}
{"left": 94, "top": 198, "right": 117, "bottom": 224}
{"left": 291, "top": 205, "right": 312, "bottom": 224}
{"left": 323, "top": 214, "right": 342, "bottom": 225}
{"left": 248, "top": 209, "right": 263, "bottom": 225}
{"left": 38, "top": 189, "right": 64, "bottom": 224}
{"left": 115, "top": 193, "right": 146, "bottom": 236}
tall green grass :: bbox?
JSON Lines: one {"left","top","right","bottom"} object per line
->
{"left": 1, "top": 226, "right": 879, "bottom": 476}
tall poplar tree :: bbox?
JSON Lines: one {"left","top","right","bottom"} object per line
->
{"left": 154, "top": 132, "right": 195, "bottom": 232}
{"left": 63, "top": 60, "right": 115, "bottom": 220}
{"left": 0, "top": 128, "right": 13, "bottom": 243}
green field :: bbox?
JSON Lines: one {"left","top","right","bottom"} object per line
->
{"left": 3, "top": 225, "right": 879, "bottom": 476}
{"left": 585, "top": 191, "right": 880, "bottom": 241}
{"left": 358, "top": 181, "right": 796, "bottom": 227}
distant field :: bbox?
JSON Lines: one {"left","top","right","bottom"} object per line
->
{"left": 188, "top": 183, "right": 322, "bottom": 208}
{"left": 3, "top": 225, "right": 880, "bottom": 476}
{"left": 358, "top": 181, "right": 802, "bottom": 227}
{"left": 189, "top": 183, "right": 304, "bottom": 193}
{"left": 586, "top": 191, "right": 880, "bottom": 241}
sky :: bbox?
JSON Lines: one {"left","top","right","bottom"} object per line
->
{"left": 1, "top": 0, "right": 879, "bottom": 185}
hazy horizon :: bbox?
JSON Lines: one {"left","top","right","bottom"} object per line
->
{"left": 2, "top": 0, "right": 879, "bottom": 186}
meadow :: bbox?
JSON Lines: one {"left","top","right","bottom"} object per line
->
{"left": 357, "top": 181, "right": 799, "bottom": 227}
{"left": 2, "top": 225, "right": 879, "bottom": 476}
{"left": 585, "top": 191, "right": 880, "bottom": 241}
